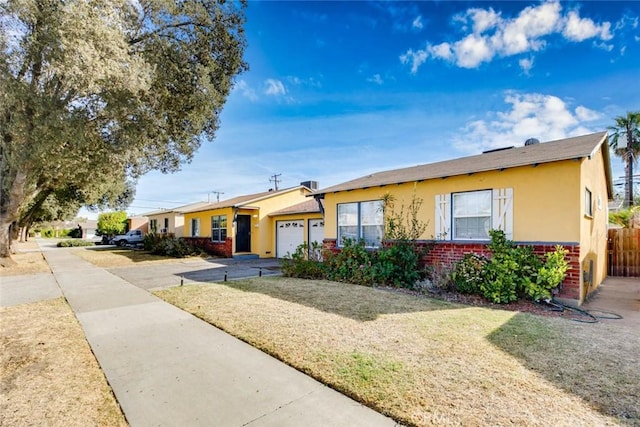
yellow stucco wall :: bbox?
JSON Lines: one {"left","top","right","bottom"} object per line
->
{"left": 323, "top": 160, "right": 583, "bottom": 243}
{"left": 182, "top": 187, "right": 312, "bottom": 257}
{"left": 579, "top": 145, "right": 610, "bottom": 297}
{"left": 249, "top": 188, "right": 313, "bottom": 257}
{"left": 184, "top": 207, "right": 234, "bottom": 240}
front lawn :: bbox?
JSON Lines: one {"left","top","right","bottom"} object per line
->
{"left": 72, "top": 246, "right": 207, "bottom": 268}
{"left": 155, "top": 277, "right": 639, "bottom": 427}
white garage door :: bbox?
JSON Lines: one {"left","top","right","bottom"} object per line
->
{"left": 276, "top": 220, "right": 304, "bottom": 258}
{"left": 308, "top": 219, "right": 324, "bottom": 247}
{"left": 308, "top": 219, "right": 325, "bottom": 260}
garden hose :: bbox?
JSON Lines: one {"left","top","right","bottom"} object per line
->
{"left": 536, "top": 299, "right": 624, "bottom": 324}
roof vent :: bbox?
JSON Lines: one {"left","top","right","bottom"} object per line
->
{"left": 524, "top": 138, "right": 540, "bottom": 146}
{"left": 482, "top": 146, "right": 515, "bottom": 154}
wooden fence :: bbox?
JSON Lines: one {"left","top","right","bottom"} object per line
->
{"left": 608, "top": 228, "right": 640, "bottom": 277}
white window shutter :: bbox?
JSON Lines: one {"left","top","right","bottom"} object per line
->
{"left": 492, "top": 188, "right": 513, "bottom": 239}
{"left": 435, "top": 193, "right": 451, "bottom": 240}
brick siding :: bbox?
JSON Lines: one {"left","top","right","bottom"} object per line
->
{"left": 323, "top": 238, "right": 581, "bottom": 300}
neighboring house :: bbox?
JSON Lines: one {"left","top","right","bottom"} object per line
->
{"left": 313, "top": 132, "right": 613, "bottom": 305}
{"left": 127, "top": 216, "right": 149, "bottom": 234}
{"left": 144, "top": 201, "right": 209, "bottom": 237}
{"left": 269, "top": 199, "right": 324, "bottom": 258}
{"left": 182, "top": 183, "right": 317, "bottom": 258}
{"left": 78, "top": 220, "right": 97, "bottom": 239}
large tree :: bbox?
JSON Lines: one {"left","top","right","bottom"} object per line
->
{"left": 608, "top": 111, "right": 640, "bottom": 208}
{"left": 0, "top": 0, "right": 247, "bottom": 263}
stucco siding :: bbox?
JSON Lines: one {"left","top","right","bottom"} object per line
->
{"left": 579, "top": 145, "right": 610, "bottom": 299}
{"left": 323, "top": 160, "right": 582, "bottom": 244}
{"left": 251, "top": 188, "right": 312, "bottom": 257}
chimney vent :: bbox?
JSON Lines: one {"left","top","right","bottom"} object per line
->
{"left": 524, "top": 138, "right": 540, "bottom": 146}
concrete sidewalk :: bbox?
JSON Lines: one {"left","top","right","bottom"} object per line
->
{"left": 41, "top": 246, "right": 397, "bottom": 426}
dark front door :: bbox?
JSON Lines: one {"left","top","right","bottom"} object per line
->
{"left": 235, "top": 215, "right": 251, "bottom": 252}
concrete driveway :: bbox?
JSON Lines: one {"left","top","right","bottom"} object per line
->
{"left": 582, "top": 277, "right": 640, "bottom": 327}
{"left": 107, "top": 257, "right": 282, "bottom": 291}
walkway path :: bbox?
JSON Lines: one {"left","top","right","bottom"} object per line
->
{"left": 40, "top": 246, "right": 396, "bottom": 426}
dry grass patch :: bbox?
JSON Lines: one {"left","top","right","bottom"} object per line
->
{"left": 0, "top": 241, "right": 49, "bottom": 276}
{"left": 155, "top": 277, "right": 639, "bottom": 427}
{"left": 72, "top": 246, "right": 205, "bottom": 268}
{"left": 0, "top": 298, "right": 127, "bottom": 426}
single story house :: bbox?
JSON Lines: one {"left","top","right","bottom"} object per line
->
{"left": 313, "top": 132, "right": 613, "bottom": 305}
{"left": 182, "top": 183, "right": 319, "bottom": 258}
{"left": 143, "top": 201, "right": 210, "bottom": 237}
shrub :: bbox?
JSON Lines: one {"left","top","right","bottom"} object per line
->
{"left": 527, "top": 246, "right": 570, "bottom": 301}
{"left": 57, "top": 240, "right": 95, "bottom": 247}
{"left": 325, "top": 239, "right": 377, "bottom": 286}
{"left": 144, "top": 233, "right": 201, "bottom": 258}
{"left": 376, "top": 241, "right": 423, "bottom": 289}
{"left": 422, "top": 263, "right": 455, "bottom": 292}
{"left": 451, "top": 230, "right": 569, "bottom": 304}
{"left": 281, "top": 242, "right": 326, "bottom": 279}
{"left": 452, "top": 253, "right": 488, "bottom": 295}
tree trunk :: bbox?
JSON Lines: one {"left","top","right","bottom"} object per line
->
{"left": 0, "top": 221, "right": 16, "bottom": 266}
{"left": 0, "top": 170, "right": 37, "bottom": 264}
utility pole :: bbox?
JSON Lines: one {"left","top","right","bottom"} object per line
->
{"left": 210, "top": 191, "right": 224, "bottom": 203}
{"left": 269, "top": 173, "right": 281, "bottom": 191}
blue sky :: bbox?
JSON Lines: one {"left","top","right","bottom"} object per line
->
{"left": 107, "top": 0, "right": 639, "bottom": 217}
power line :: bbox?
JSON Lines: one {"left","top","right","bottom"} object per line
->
{"left": 269, "top": 173, "right": 282, "bottom": 191}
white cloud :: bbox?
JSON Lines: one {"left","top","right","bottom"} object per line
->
{"left": 367, "top": 74, "right": 383, "bottom": 85}
{"left": 519, "top": 57, "right": 534, "bottom": 74}
{"left": 399, "top": 48, "right": 428, "bottom": 74}
{"left": 412, "top": 15, "right": 423, "bottom": 30}
{"left": 234, "top": 79, "right": 258, "bottom": 101}
{"left": 428, "top": 42, "right": 454, "bottom": 61}
{"left": 465, "top": 8, "right": 501, "bottom": 34}
{"left": 575, "top": 105, "right": 601, "bottom": 121}
{"left": 452, "top": 34, "right": 494, "bottom": 68}
{"left": 453, "top": 92, "right": 600, "bottom": 153}
{"left": 401, "top": 1, "right": 614, "bottom": 73}
{"left": 264, "top": 79, "right": 286, "bottom": 96}
{"left": 563, "top": 11, "right": 612, "bottom": 41}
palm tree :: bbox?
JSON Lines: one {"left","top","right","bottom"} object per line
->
{"left": 608, "top": 112, "right": 640, "bottom": 207}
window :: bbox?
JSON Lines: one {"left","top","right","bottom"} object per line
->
{"left": 436, "top": 188, "right": 513, "bottom": 241}
{"left": 163, "top": 218, "right": 169, "bottom": 229}
{"left": 191, "top": 218, "right": 200, "bottom": 237}
{"left": 585, "top": 188, "right": 593, "bottom": 217}
{"left": 211, "top": 215, "right": 227, "bottom": 242}
{"left": 337, "top": 200, "right": 384, "bottom": 247}
{"left": 149, "top": 219, "right": 158, "bottom": 233}
{"left": 452, "top": 190, "right": 492, "bottom": 239}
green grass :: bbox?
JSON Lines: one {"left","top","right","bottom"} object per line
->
{"left": 155, "top": 276, "right": 639, "bottom": 427}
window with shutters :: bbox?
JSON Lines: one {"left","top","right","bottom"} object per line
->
{"left": 436, "top": 188, "right": 513, "bottom": 241}
{"left": 337, "top": 200, "right": 383, "bottom": 248}
{"left": 452, "top": 190, "right": 492, "bottom": 239}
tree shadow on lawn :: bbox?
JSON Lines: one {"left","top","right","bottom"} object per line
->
{"left": 200, "top": 276, "right": 466, "bottom": 322}
{"left": 486, "top": 312, "right": 640, "bottom": 424}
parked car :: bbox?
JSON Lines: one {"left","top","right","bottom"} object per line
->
{"left": 111, "top": 230, "right": 144, "bottom": 247}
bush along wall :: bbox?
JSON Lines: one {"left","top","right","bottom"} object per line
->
{"left": 282, "top": 238, "right": 429, "bottom": 290}
{"left": 451, "top": 230, "right": 569, "bottom": 304}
